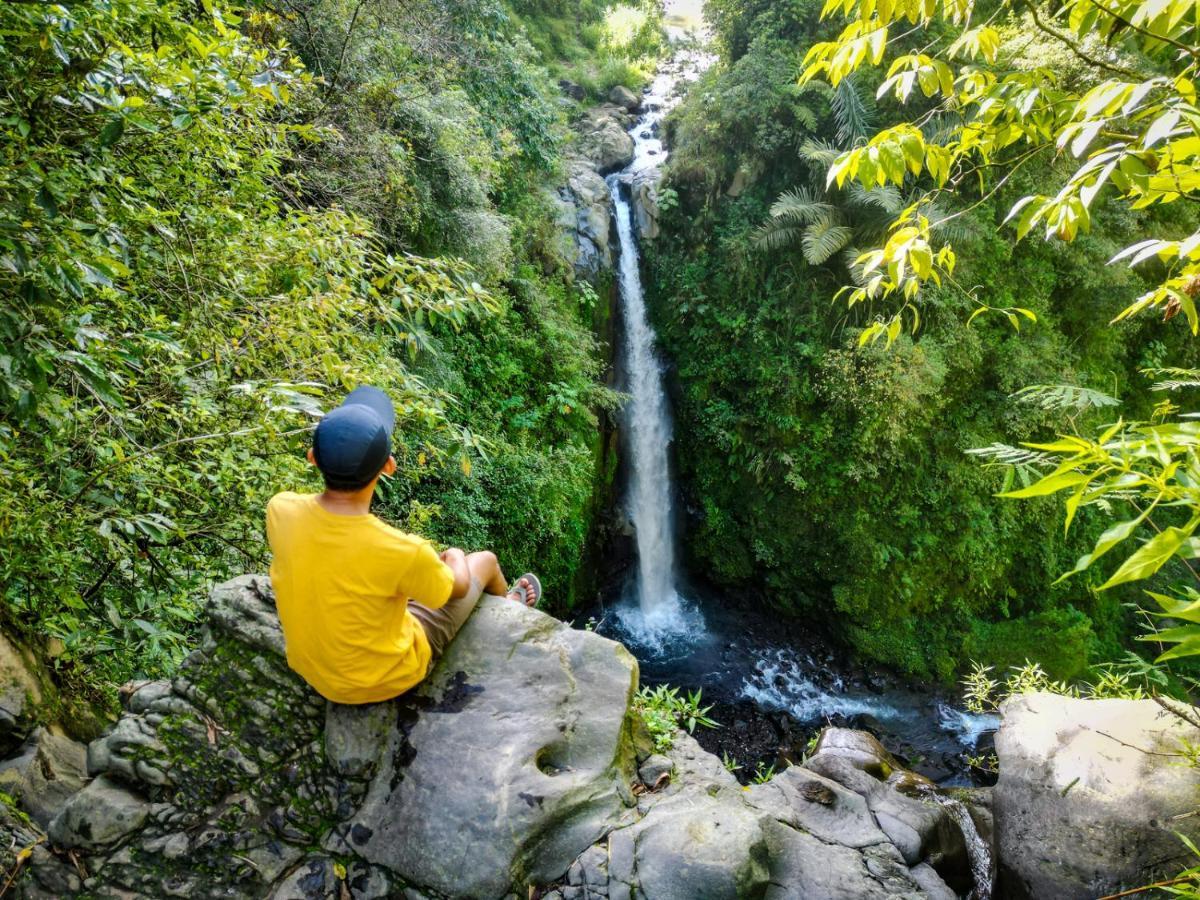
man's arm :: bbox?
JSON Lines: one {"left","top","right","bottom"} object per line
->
{"left": 439, "top": 548, "right": 471, "bottom": 599}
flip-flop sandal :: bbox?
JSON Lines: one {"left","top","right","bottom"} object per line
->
{"left": 509, "top": 573, "right": 542, "bottom": 608}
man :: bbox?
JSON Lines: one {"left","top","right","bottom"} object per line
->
{"left": 266, "top": 386, "right": 541, "bottom": 704}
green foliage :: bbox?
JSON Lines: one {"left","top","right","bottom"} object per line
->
{"left": 0, "top": 0, "right": 612, "bottom": 693}
{"left": 647, "top": 0, "right": 1200, "bottom": 679}
{"left": 799, "top": 0, "right": 1200, "bottom": 345}
{"left": 633, "top": 684, "right": 718, "bottom": 751}
{"left": 752, "top": 761, "right": 777, "bottom": 784}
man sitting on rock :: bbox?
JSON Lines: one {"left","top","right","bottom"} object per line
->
{"left": 266, "top": 386, "right": 541, "bottom": 704}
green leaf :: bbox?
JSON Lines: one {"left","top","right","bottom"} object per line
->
{"left": 1100, "top": 521, "right": 1198, "bottom": 590}
{"left": 98, "top": 117, "right": 124, "bottom": 149}
{"left": 1055, "top": 511, "right": 1150, "bottom": 583}
{"left": 1000, "top": 470, "right": 1089, "bottom": 498}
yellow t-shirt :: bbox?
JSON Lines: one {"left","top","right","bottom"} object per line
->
{"left": 266, "top": 492, "right": 455, "bottom": 704}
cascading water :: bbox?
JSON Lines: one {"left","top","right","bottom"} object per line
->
{"left": 610, "top": 183, "right": 682, "bottom": 628}
{"left": 598, "top": 28, "right": 998, "bottom": 899}
{"left": 608, "top": 35, "right": 712, "bottom": 650}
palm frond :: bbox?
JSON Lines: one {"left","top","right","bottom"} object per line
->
{"left": 843, "top": 246, "right": 866, "bottom": 283}
{"left": 832, "top": 76, "right": 875, "bottom": 147}
{"left": 846, "top": 183, "right": 903, "bottom": 215}
{"left": 752, "top": 223, "right": 805, "bottom": 252}
{"left": 1011, "top": 383, "right": 1121, "bottom": 412}
{"left": 767, "top": 187, "right": 837, "bottom": 226}
{"left": 802, "top": 218, "right": 854, "bottom": 265}
{"left": 799, "top": 138, "right": 841, "bottom": 170}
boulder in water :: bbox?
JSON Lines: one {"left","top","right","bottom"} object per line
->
{"left": 609, "top": 85, "right": 641, "bottom": 113}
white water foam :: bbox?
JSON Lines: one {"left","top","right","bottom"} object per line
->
{"left": 740, "top": 647, "right": 916, "bottom": 722}
{"left": 936, "top": 703, "right": 1000, "bottom": 748}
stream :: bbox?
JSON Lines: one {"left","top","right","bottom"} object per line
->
{"left": 594, "top": 8, "right": 999, "bottom": 791}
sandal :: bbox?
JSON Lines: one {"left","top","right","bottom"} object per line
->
{"left": 509, "top": 573, "right": 542, "bottom": 608}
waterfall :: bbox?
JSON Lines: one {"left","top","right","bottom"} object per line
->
{"left": 610, "top": 179, "right": 680, "bottom": 624}
{"left": 608, "top": 38, "right": 713, "bottom": 650}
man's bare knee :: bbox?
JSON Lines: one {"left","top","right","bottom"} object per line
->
{"left": 467, "top": 551, "right": 498, "bottom": 576}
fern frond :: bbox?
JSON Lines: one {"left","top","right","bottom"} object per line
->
{"left": 1142, "top": 367, "right": 1200, "bottom": 392}
{"left": 793, "top": 104, "right": 818, "bottom": 132}
{"left": 965, "top": 443, "right": 1057, "bottom": 469}
{"left": 1011, "top": 383, "right": 1121, "bottom": 412}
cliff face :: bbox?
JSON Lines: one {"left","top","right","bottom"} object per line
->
{"left": 12, "top": 575, "right": 976, "bottom": 899}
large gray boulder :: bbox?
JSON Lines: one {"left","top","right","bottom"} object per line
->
{"left": 609, "top": 85, "right": 641, "bottom": 113}
{"left": 33, "top": 576, "right": 639, "bottom": 899}
{"left": 995, "top": 691, "right": 1200, "bottom": 899}
{"left": 555, "top": 157, "right": 614, "bottom": 279}
{"left": 349, "top": 595, "right": 639, "bottom": 897}
{"left": 575, "top": 106, "right": 635, "bottom": 173}
{"left": 560, "top": 730, "right": 975, "bottom": 900}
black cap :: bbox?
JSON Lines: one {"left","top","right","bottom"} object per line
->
{"left": 312, "top": 386, "right": 395, "bottom": 486}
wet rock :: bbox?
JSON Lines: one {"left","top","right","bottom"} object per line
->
{"left": 0, "top": 727, "right": 88, "bottom": 827}
{"left": 630, "top": 174, "right": 661, "bottom": 241}
{"left": 995, "top": 692, "right": 1200, "bottom": 899}
{"left": 49, "top": 774, "right": 149, "bottom": 849}
{"left": 0, "top": 631, "right": 46, "bottom": 754}
{"left": 608, "top": 85, "right": 640, "bottom": 112}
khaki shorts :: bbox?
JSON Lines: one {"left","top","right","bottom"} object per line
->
{"left": 408, "top": 576, "right": 485, "bottom": 664}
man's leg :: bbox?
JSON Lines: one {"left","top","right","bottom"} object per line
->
{"left": 407, "top": 553, "right": 504, "bottom": 661}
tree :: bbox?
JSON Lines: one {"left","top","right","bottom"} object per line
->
{"left": 800, "top": 0, "right": 1200, "bottom": 345}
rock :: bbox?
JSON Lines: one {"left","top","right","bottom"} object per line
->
{"left": 812, "top": 726, "right": 899, "bottom": 778}
{"left": 638, "top": 753, "right": 673, "bottom": 786}
{"left": 575, "top": 108, "right": 634, "bottom": 173}
{"left": 0, "top": 727, "right": 88, "bottom": 827}
{"left": 49, "top": 774, "right": 149, "bottom": 849}
{"left": 608, "top": 85, "right": 640, "bottom": 112}
{"left": 0, "top": 630, "right": 47, "bottom": 754}
{"left": 270, "top": 856, "right": 337, "bottom": 899}
{"left": 352, "top": 595, "right": 639, "bottom": 898}
{"left": 324, "top": 701, "right": 390, "bottom": 779}
{"left": 630, "top": 174, "right": 661, "bottom": 241}
{"left": 559, "top": 79, "right": 586, "bottom": 101}
{"left": 725, "top": 166, "right": 751, "bottom": 198}
{"left": 566, "top": 727, "right": 965, "bottom": 900}
{"left": 995, "top": 691, "right": 1200, "bottom": 899}
{"left": 555, "top": 157, "right": 614, "bottom": 279}
{"left": 28, "top": 574, "right": 975, "bottom": 899}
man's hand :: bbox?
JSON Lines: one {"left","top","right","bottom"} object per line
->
{"left": 440, "top": 547, "right": 471, "bottom": 599}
